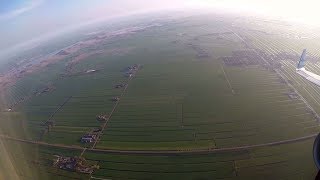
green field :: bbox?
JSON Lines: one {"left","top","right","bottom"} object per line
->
{"left": 1, "top": 14, "right": 320, "bottom": 179}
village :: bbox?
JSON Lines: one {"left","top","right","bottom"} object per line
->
{"left": 53, "top": 156, "right": 99, "bottom": 174}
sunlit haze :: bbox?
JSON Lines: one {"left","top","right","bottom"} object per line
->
{"left": 197, "top": 0, "right": 320, "bottom": 24}
{"left": 1, "top": 0, "right": 319, "bottom": 53}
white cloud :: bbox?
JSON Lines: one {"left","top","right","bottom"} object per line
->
{"left": 0, "top": 0, "right": 44, "bottom": 20}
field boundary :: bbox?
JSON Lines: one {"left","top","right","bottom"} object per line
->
{"left": 1, "top": 133, "right": 317, "bottom": 155}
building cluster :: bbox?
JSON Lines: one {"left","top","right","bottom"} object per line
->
{"left": 44, "top": 120, "right": 55, "bottom": 130}
{"left": 222, "top": 50, "right": 263, "bottom": 67}
{"left": 53, "top": 156, "right": 98, "bottom": 174}
{"left": 287, "top": 92, "right": 299, "bottom": 100}
{"left": 221, "top": 50, "right": 302, "bottom": 69}
{"left": 114, "top": 83, "right": 125, "bottom": 89}
{"left": 111, "top": 97, "right": 120, "bottom": 102}
{"left": 96, "top": 114, "right": 109, "bottom": 121}
{"left": 124, "top": 64, "right": 141, "bottom": 78}
{"left": 188, "top": 43, "right": 210, "bottom": 58}
{"left": 33, "top": 84, "right": 56, "bottom": 96}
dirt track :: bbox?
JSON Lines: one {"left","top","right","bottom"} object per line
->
{"left": 90, "top": 75, "right": 132, "bottom": 149}
{"left": 0, "top": 133, "right": 317, "bottom": 156}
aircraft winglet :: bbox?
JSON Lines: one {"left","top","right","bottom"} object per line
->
{"left": 297, "top": 49, "right": 307, "bottom": 69}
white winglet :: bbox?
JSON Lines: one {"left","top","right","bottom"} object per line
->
{"left": 296, "top": 49, "right": 320, "bottom": 86}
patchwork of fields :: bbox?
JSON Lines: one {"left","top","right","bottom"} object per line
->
{"left": 1, "top": 15, "right": 320, "bottom": 179}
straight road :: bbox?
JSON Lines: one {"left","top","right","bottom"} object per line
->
{"left": 0, "top": 133, "right": 317, "bottom": 156}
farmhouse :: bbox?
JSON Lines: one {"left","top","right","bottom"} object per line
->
{"left": 96, "top": 114, "right": 108, "bottom": 121}
{"left": 115, "top": 84, "right": 125, "bottom": 88}
{"left": 111, "top": 97, "right": 120, "bottom": 102}
{"left": 126, "top": 73, "right": 133, "bottom": 78}
{"left": 124, "top": 64, "right": 141, "bottom": 77}
{"left": 43, "top": 120, "right": 55, "bottom": 132}
{"left": 287, "top": 92, "right": 299, "bottom": 100}
{"left": 80, "top": 134, "right": 97, "bottom": 143}
{"left": 86, "top": 69, "right": 97, "bottom": 73}
{"left": 5, "top": 108, "right": 12, "bottom": 112}
{"left": 93, "top": 128, "right": 102, "bottom": 133}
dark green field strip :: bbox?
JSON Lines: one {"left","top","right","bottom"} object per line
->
{"left": 97, "top": 126, "right": 310, "bottom": 149}
{"left": 94, "top": 168, "right": 234, "bottom": 180}
{"left": 236, "top": 162, "right": 307, "bottom": 180}
{"left": 50, "top": 120, "right": 100, "bottom": 127}
{"left": 108, "top": 112, "right": 177, "bottom": 121}
{"left": 184, "top": 105, "right": 309, "bottom": 121}
{"left": 23, "top": 105, "right": 61, "bottom": 111}
{"left": 61, "top": 102, "right": 115, "bottom": 107}
{"left": 57, "top": 102, "right": 115, "bottom": 110}
{"left": 183, "top": 112, "right": 313, "bottom": 126}
{"left": 25, "top": 112, "right": 57, "bottom": 120}
{"left": 86, "top": 151, "right": 249, "bottom": 179}
{"left": 214, "top": 130, "right": 310, "bottom": 148}
{"left": 92, "top": 171, "right": 234, "bottom": 180}
{"left": 233, "top": 85, "right": 289, "bottom": 93}
{"left": 107, "top": 120, "right": 179, "bottom": 128}
{"left": 43, "top": 131, "right": 85, "bottom": 145}
{"left": 37, "top": 166, "right": 88, "bottom": 180}
{"left": 38, "top": 146, "right": 81, "bottom": 157}
{"left": 103, "top": 128, "right": 194, "bottom": 136}
{"left": 197, "top": 130, "right": 257, "bottom": 140}
{"left": 100, "top": 108, "right": 315, "bottom": 147}
{"left": 68, "top": 96, "right": 118, "bottom": 102}
{"left": 237, "top": 141, "right": 317, "bottom": 179}
{"left": 48, "top": 129, "right": 88, "bottom": 134}
{"left": 103, "top": 111, "right": 313, "bottom": 135}
{"left": 55, "top": 108, "right": 112, "bottom": 115}
{"left": 52, "top": 126, "right": 93, "bottom": 131}
{"left": 101, "top": 126, "right": 193, "bottom": 132}
{"left": 188, "top": 114, "right": 314, "bottom": 130}
{"left": 97, "top": 140, "right": 215, "bottom": 150}
{"left": 28, "top": 129, "right": 44, "bottom": 139}
{"left": 101, "top": 133, "right": 195, "bottom": 142}
{"left": 183, "top": 108, "right": 311, "bottom": 123}
{"left": 85, "top": 149, "right": 251, "bottom": 162}
{"left": 107, "top": 118, "right": 180, "bottom": 124}
{"left": 113, "top": 103, "right": 176, "bottom": 111}
{"left": 51, "top": 122, "right": 99, "bottom": 127}
{"left": 201, "top": 123, "right": 314, "bottom": 147}
{"left": 98, "top": 161, "right": 233, "bottom": 173}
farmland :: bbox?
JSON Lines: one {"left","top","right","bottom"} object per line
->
{"left": 0, "top": 14, "right": 320, "bottom": 179}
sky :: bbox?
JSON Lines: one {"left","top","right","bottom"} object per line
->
{"left": 1, "top": 0, "right": 320, "bottom": 53}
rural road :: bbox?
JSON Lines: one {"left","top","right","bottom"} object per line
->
{"left": 0, "top": 133, "right": 317, "bottom": 156}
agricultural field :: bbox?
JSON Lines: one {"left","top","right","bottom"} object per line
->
{"left": 1, "top": 14, "right": 320, "bottom": 179}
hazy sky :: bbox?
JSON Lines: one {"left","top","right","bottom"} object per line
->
{"left": 0, "top": 0, "right": 185, "bottom": 51}
{"left": 1, "top": 0, "right": 320, "bottom": 52}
